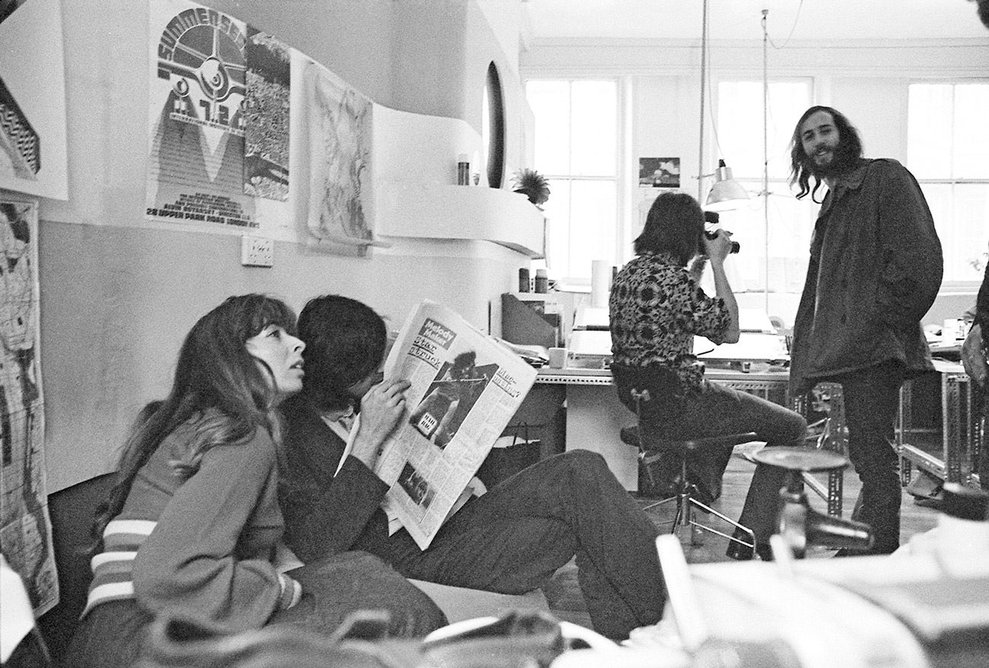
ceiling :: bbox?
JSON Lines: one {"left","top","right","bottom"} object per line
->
{"left": 521, "top": 0, "right": 989, "bottom": 43}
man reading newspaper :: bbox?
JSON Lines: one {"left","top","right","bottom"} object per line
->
{"left": 278, "top": 296, "right": 666, "bottom": 641}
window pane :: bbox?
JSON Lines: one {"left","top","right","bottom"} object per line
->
{"left": 924, "top": 182, "right": 989, "bottom": 282}
{"left": 569, "top": 180, "right": 617, "bottom": 280}
{"left": 717, "top": 80, "right": 811, "bottom": 181}
{"left": 543, "top": 179, "right": 572, "bottom": 278}
{"left": 908, "top": 84, "right": 953, "bottom": 179}
{"left": 526, "top": 79, "right": 619, "bottom": 281}
{"left": 717, "top": 82, "right": 763, "bottom": 177}
{"left": 526, "top": 80, "right": 571, "bottom": 175}
{"left": 722, "top": 183, "right": 814, "bottom": 299}
{"left": 954, "top": 84, "right": 989, "bottom": 178}
{"left": 570, "top": 81, "right": 617, "bottom": 177}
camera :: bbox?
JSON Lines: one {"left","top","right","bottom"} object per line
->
{"left": 701, "top": 210, "right": 740, "bottom": 254}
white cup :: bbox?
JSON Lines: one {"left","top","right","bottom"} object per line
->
{"left": 942, "top": 318, "right": 961, "bottom": 343}
{"left": 548, "top": 347, "right": 567, "bottom": 369}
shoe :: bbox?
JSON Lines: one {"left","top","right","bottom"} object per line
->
{"left": 725, "top": 540, "right": 773, "bottom": 561}
{"left": 833, "top": 548, "right": 866, "bottom": 558}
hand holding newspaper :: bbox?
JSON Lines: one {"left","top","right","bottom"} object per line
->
{"left": 374, "top": 300, "right": 537, "bottom": 549}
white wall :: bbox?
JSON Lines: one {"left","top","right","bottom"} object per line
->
{"left": 3, "top": 0, "right": 532, "bottom": 492}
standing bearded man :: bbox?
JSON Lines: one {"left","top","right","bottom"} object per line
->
{"left": 787, "top": 106, "right": 943, "bottom": 555}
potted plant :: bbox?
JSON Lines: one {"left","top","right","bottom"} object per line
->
{"left": 511, "top": 168, "right": 551, "bottom": 207}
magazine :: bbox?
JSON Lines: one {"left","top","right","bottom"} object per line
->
{"left": 374, "top": 300, "right": 537, "bottom": 549}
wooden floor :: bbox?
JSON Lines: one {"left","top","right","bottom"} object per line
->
{"left": 542, "top": 444, "right": 943, "bottom": 629}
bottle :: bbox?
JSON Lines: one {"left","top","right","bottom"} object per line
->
{"left": 457, "top": 154, "right": 470, "bottom": 185}
{"left": 518, "top": 268, "right": 530, "bottom": 293}
{"left": 534, "top": 268, "right": 548, "bottom": 294}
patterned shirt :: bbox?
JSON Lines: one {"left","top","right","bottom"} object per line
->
{"left": 609, "top": 251, "right": 730, "bottom": 390}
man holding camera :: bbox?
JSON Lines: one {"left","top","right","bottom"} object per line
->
{"left": 610, "top": 192, "right": 808, "bottom": 560}
{"left": 787, "top": 106, "right": 943, "bottom": 555}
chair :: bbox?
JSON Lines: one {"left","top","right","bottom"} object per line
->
{"left": 36, "top": 471, "right": 117, "bottom": 664}
{"left": 611, "top": 363, "right": 758, "bottom": 552}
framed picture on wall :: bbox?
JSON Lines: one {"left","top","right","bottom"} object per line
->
{"left": 638, "top": 157, "right": 680, "bottom": 188}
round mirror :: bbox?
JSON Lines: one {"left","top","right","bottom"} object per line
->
{"left": 482, "top": 61, "right": 505, "bottom": 189}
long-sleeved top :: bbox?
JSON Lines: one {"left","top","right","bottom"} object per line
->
{"left": 609, "top": 250, "right": 731, "bottom": 392}
{"left": 789, "top": 158, "right": 943, "bottom": 394}
{"left": 83, "top": 411, "right": 291, "bottom": 632}
{"left": 278, "top": 394, "right": 390, "bottom": 563}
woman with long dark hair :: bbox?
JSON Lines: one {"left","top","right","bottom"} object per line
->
{"left": 67, "top": 295, "right": 443, "bottom": 667}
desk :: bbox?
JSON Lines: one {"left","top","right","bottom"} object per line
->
{"left": 534, "top": 366, "right": 790, "bottom": 490}
{"left": 898, "top": 359, "right": 985, "bottom": 489}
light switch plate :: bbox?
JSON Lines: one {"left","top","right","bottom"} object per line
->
{"left": 241, "top": 236, "right": 274, "bottom": 267}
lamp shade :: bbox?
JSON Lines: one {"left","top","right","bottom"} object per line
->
{"left": 705, "top": 160, "right": 750, "bottom": 211}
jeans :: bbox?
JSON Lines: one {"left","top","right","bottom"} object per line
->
{"left": 65, "top": 553, "right": 445, "bottom": 668}
{"left": 655, "top": 380, "right": 808, "bottom": 502}
{"left": 833, "top": 361, "right": 906, "bottom": 554}
{"left": 362, "top": 450, "right": 666, "bottom": 641}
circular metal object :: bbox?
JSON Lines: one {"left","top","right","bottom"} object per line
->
{"left": 751, "top": 446, "right": 849, "bottom": 472}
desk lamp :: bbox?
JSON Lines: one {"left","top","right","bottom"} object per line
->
{"left": 696, "top": 0, "right": 750, "bottom": 212}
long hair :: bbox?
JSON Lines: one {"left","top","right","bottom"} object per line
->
{"left": 92, "top": 294, "right": 297, "bottom": 547}
{"left": 296, "top": 295, "right": 387, "bottom": 413}
{"left": 789, "top": 105, "right": 864, "bottom": 202}
{"left": 633, "top": 191, "right": 704, "bottom": 265}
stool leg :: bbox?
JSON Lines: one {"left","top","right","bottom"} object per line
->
{"left": 641, "top": 495, "right": 678, "bottom": 514}
{"left": 688, "top": 497, "right": 756, "bottom": 551}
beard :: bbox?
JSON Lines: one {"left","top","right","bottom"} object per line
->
{"left": 807, "top": 140, "right": 859, "bottom": 180}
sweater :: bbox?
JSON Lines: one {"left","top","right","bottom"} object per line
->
{"left": 83, "top": 412, "right": 297, "bottom": 631}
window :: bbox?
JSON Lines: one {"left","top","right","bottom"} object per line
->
{"left": 714, "top": 79, "right": 814, "bottom": 316}
{"left": 525, "top": 80, "right": 618, "bottom": 281}
{"left": 908, "top": 82, "right": 989, "bottom": 283}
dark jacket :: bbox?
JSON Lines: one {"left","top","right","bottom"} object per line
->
{"left": 977, "top": 264, "right": 989, "bottom": 349}
{"left": 789, "top": 158, "right": 943, "bottom": 394}
{"left": 277, "top": 394, "right": 390, "bottom": 562}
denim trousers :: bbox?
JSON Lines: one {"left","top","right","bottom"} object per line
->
{"left": 832, "top": 361, "right": 906, "bottom": 554}
{"left": 362, "top": 450, "right": 666, "bottom": 641}
{"left": 65, "top": 553, "right": 446, "bottom": 668}
{"left": 651, "top": 380, "right": 809, "bottom": 502}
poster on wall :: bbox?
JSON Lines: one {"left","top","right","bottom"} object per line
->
{"left": 300, "top": 57, "right": 375, "bottom": 255}
{"left": 243, "top": 28, "right": 291, "bottom": 202}
{"left": 638, "top": 157, "right": 680, "bottom": 188}
{"left": 145, "top": 0, "right": 258, "bottom": 228}
{"left": 0, "top": 198, "right": 57, "bottom": 616}
{"left": 0, "top": 0, "right": 69, "bottom": 200}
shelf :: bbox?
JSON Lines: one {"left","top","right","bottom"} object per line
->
{"left": 373, "top": 183, "right": 546, "bottom": 258}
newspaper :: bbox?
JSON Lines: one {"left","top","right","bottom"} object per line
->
{"left": 375, "top": 300, "right": 537, "bottom": 549}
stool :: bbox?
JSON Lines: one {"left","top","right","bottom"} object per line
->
{"left": 794, "top": 382, "right": 848, "bottom": 516}
{"left": 750, "top": 447, "right": 873, "bottom": 558}
{"left": 619, "top": 408, "right": 758, "bottom": 551}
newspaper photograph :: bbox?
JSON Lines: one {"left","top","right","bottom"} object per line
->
{"left": 375, "top": 300, "right": 536, "bottom": 549}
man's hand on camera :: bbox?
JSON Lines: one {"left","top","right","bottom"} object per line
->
{"left": 703, "top": 229, "right": 734, "bottom": 262}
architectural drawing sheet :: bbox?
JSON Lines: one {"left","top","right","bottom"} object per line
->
{"left": 0, "top": 199, "right": 56, "bottom": 616}
{"left": 0, "top": 0, "right": 68, "bottom": 200}
{"left": 301, "top": 58, "right": 375, "bottom": 252}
